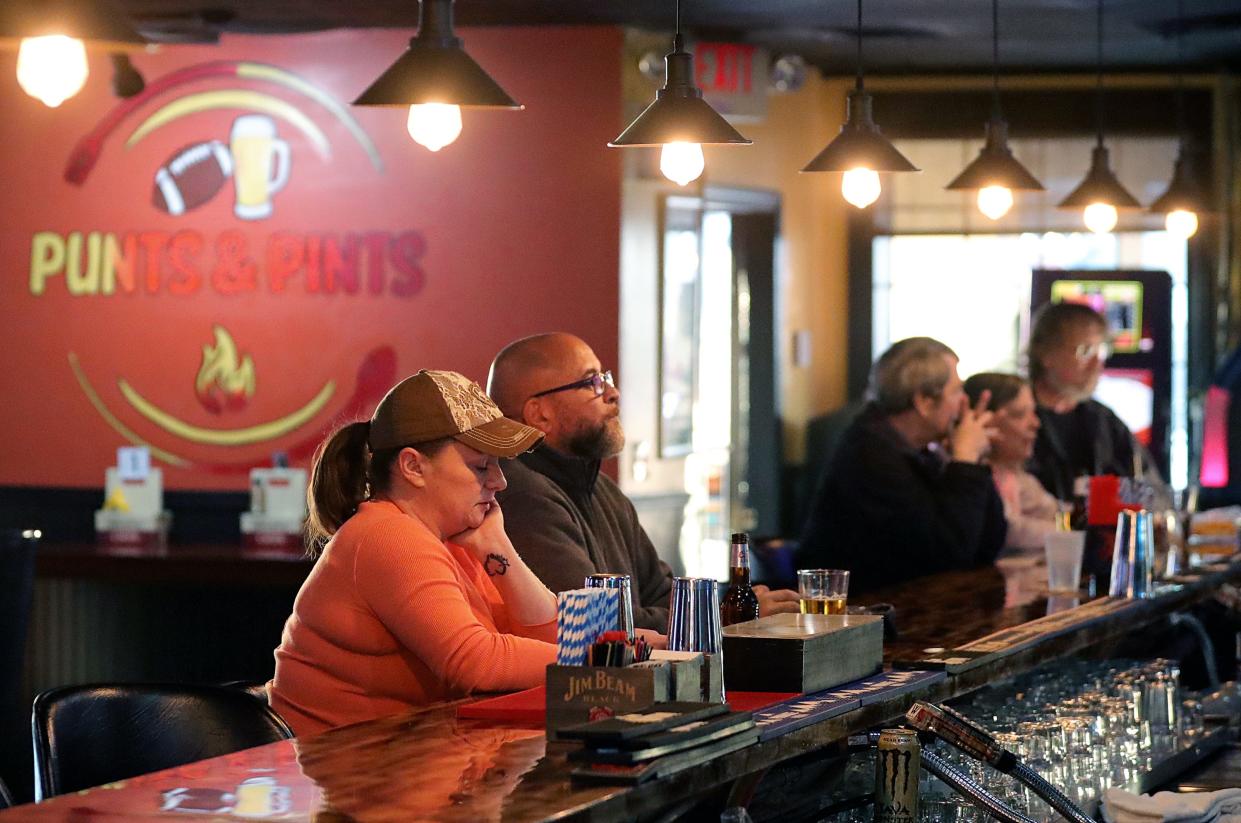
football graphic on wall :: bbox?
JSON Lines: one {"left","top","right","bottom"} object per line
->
{"left": 151, "top": 141, "right": 234, "bottom": 216}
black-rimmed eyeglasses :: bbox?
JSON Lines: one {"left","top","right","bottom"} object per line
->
{"left": 530, "top": 370, "right": 615, "bottom": 399}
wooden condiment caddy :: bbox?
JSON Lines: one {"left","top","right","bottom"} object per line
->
{"left": 721, "top": 613, "right": 883, "bottom": 693}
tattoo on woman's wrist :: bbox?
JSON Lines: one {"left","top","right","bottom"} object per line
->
{"left": 484, "top": 553, "right": 510, "bottom": 576}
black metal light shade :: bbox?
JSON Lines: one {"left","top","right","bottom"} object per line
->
{"left": 353, "top": 0, "right": 520, "bottom": 109}
{"left": 1057, "top": 145, "right": 1140, "bottom": 209}
{"left": 800, "top": 90, "right": 918, "bottom": 173}
{"left": 946, "top": 117, "right": 1044, "bottom": 191}
{"left": 0, "top": 0, "right": 145, "bottom": 49}
{"left": 109, "top": 52, "right": 144, "bottom": 98}
{"left": 609, "top": 36, "right": 750, "bottom": 147}
{"left": 1149, "top": 148, "right": 1210, "bottom": 215}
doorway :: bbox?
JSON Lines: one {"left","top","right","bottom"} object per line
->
{"left": 624, "top": 187, "right": 779, "bottom": 580}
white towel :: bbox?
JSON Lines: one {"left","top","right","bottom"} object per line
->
{"left": 1102, "top": 788, "right": 1241, "bottom": 823}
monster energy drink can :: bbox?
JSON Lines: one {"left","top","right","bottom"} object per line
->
{"left": 874, "top": 728, "right": 920, "bottom": 823}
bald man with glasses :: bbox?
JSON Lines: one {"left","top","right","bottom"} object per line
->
{"left": 488, "top": 333, "right": 799, "bottom": 631}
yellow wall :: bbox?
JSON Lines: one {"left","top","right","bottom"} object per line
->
{"left": 616, "top": 44, "right": 856, "bottom": 483}
{"left": 703, "top": 73, "right": 855, "bottom": 462}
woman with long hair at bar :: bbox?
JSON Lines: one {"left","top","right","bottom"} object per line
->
{"left": 269, "top": 370, "right": 557, "bottom": 737}
{"left": 964, "top": 372, "right": 1060, "bottom": 557}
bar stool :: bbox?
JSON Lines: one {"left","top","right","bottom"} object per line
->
{"left": 32, "top": 683, "right": 294, "bottom": 801}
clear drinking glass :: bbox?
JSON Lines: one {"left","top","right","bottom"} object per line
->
{"left": 1044, "top": 531, "right": 1085, "bottom": 592}
{"left": 796, "top": 568, "right": 849, "bottom": 614}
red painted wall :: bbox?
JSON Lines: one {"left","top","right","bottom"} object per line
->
{"left": 0, "top": 27, "right": 622, "bottom": 490}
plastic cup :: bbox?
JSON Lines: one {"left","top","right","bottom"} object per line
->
{"left": 1045, "top": 531, "right": 1086, "bottom": 593}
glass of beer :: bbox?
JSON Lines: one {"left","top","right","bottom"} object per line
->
{"left": 797, "top": 568, "right": 849, "bottom": 614}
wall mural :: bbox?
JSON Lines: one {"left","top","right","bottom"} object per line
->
{"left": 41, "top": 60, "right": 403, "bottom": 475}
{"left": 0, "top": 28, "right": 623, "bottom": 490}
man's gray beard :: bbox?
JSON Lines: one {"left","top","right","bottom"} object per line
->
{"left": 566, "top": 419, "right": 625, "bottom": 461}
{"left": 1060, "top": 379, "right": 1098, "bottom": 406}
{"left": 1044, "top": 373, "right": 1097, "bottom": 407}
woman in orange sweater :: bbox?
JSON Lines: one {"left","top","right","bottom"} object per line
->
{"left": 270, "top": 370, "right": 559, "bottom": 737}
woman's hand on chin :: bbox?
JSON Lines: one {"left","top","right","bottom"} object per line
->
{"left": 450, "top": 501, "right": 513, "bottom": 563}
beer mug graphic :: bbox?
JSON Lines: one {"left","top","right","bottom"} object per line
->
{"left": 229, "top": 115, "right": 291, "bottom": 221}
{"left": 231, "top": 776, "right": 291, "bottom": 817}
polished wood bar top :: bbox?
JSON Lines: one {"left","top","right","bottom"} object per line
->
{"left": 5, "top": 559, "right": 1237, "bottom": 821}
{"left": 35, "top": 541, "right": 313, "bottom": 586}
{"left": 0, "top": 704, "right": 689, "bottom": 821}
{"left": 860, "top": 556, "right": 1240, "bottom": 690}
{"left": 859, "top": 556, "right": 1080, "bottom": 663}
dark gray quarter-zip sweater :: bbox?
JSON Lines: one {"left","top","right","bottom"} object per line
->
{"left": 496, "top": 446, "right": 674, "bottom": 632}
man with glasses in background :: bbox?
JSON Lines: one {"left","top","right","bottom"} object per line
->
{"left": 1026, "top": 302, "right": 1162, "bottom": 501}
{"left": 487, "top": 333, "right": 799, "bottom": 631}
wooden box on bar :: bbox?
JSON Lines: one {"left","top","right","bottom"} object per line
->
{"left": 544, "top": 663, "right": 669, "bottom": 736}
{"left": 721, "top": 613, "right": 883, "bottom": 693}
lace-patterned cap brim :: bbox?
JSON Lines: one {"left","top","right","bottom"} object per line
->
{"left": 368, "top": 369, "right": 544, "bottom": 455}
{"left": 454, "top": 417, "right": 545, "bottom": 458}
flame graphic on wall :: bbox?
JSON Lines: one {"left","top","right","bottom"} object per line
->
{"left": 196, "top": 325, "right": 256, "bottom": 414}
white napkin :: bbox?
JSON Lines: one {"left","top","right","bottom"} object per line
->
{"left": 1102, "top": 788, "right": 1241, "bottom": 823}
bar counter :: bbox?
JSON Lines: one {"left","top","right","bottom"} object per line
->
{"left": 5, "top": 558, "right": 1238, "bottom": 821}
{"left": 35, "top": 541, "right": 313, "bottom": 587}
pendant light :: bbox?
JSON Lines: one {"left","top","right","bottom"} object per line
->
{"left": 801, "top": 0, "right": 918, "bottom": 208}
{"left": 0, "top": 0, "right": 146, "bottom": 108}
{"left": 1056, "top": 0, "right": 1139, "bottom": 234}
{"left": 609, "top": 0, "right": 751, "bottom": 186}
{"left": 945, "top": 0, "right": 1043, "bottom": 220}
{"left": 1149, "top": 0, "right": 1210, "bottom": 239}
{"left": 353, "top": 0, "right": 522, "bottom": 152}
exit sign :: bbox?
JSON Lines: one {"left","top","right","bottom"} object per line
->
{"left": 693, "top": 42, "right": 768, "bottom": 123}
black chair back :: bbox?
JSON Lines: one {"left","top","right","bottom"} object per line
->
{"left": 0, "top": 775, "right": 12, "bottom": 809}
{"left": 32, "top": 683, "right": 294, "bottom": 801}
{"left": 219, "top": 680, "right": 271, "bottom": 704}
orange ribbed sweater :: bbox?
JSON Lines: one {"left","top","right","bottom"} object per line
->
{"left": 270, "top": 500, "right": 557, "bottom": 738}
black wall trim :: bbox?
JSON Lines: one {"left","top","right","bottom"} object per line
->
{"left": 0, "top": 487, "right": 249, "bottom": 544}
{"left": 871, "top": 88, "right": 1212, "bottom": 142}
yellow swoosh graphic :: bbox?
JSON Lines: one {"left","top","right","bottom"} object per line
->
{"left": 126, "top": 90, "right": 331, "bottom": 159}
{"left": 68, "top": 353, "right": 191, "bottom": 466}
{"left": 237, "top": 63, "right": 383, "bottom": 171}
{"left": 119, "top": 378, "right": 336, "bottom": 446}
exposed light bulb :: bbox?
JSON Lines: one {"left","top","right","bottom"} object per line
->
{"left": 1083, "top": 202, "right": 1118, "bottom": 234}
{"left": 17, "top": 35, "right": 89, "bottom": 108}
{"left": 841, "top": 168, "right": 881, "bottom": 209}
{"left": 406, "top": 103, "right": 462, "bottom": 152}
{"left": 1165, "top": 209, "right": 1199, "bottom": 239}
{"left": 659, "top": 142, "right": 705, "bottom": 186}
{"left": 977, "top": 185, "right": 1014, "bottom": 220}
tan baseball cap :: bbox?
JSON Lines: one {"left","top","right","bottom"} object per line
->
{"left": 368, "top": 370, "right": 544, "bottom": 457}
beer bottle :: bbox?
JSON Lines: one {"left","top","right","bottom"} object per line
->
{"left": 1069, "top": 475, "right": 1090, "bottom": 531}
{"left": 720, "top": 532, "right": 760, "bottom": 626}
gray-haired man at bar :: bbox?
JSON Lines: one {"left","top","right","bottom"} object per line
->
{"left": 487, "top": 333, "right": 799, "bottom": 631}
{"left": 798, "top": 337, "right": 1008, "bottom": 593}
